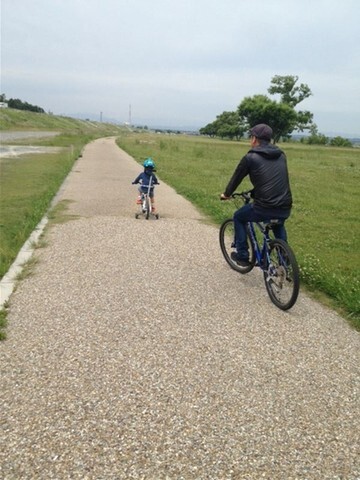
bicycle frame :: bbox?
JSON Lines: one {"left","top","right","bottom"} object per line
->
{"left": 247, "top": 220, "right": 274, "bottom": 270}
{"left": 141, "top": 175, "right": 153, "bottom": 201}
{"left": 229, "top": 191, "right": 274, "bottom": 270}
{"left": 140, "top": 191, "right": 151, "bottom": 213}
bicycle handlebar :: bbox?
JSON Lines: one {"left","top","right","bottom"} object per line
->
{"left": 132, "top": 183, "right": 160, "bottom": 186}
{"left": 220, "top": 190, "right": 252, "bottom": 203}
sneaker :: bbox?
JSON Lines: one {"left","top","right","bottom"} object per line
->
{"left": 231, "top": 252, "right": 250, "bottom": 267}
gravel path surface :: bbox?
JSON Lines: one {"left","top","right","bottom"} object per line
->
{"left": 1, "top": 137, "right": 359, "bottom": 479}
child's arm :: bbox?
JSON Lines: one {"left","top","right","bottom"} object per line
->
{"left": 132, "top": 174, "right": 142, "bottom": 184}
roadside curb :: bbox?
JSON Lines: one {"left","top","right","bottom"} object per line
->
{"left": 0, "top": 217, "right": 49, "bottom": 309}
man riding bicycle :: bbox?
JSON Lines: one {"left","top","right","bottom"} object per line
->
{"left": 220, "top": 123, "right": 292, "bottom": 267}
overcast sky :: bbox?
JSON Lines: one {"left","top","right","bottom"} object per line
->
{"left": 2, "top": 0, "right": 360, "bottom": 135}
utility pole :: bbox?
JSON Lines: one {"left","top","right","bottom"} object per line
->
{"left": 100, "top": 111, "right": 103, "bottom": 122}
{"left": 129, "top": 104, "right": 132, "bottom": 126}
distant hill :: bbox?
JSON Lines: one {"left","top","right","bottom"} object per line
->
{"left": 0, "top": 108, "right": 124, "bottom": 134}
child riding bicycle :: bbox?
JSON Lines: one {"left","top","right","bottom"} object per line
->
{"left": 132, "top": 158, "right": 159, "bottom": 212}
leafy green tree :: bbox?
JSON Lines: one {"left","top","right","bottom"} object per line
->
{"left": 215, "top": 111, "right": 246, "bottom": 140}
{"left": 201, "top": 75, "right": 315, "bottom": 142}
{"left": 237, "top": 76, "right": 314, "bottom": 142}
{"left": 199, "top": 122, "right": 217, "bottom": 137}
{"left": 200, "top": 111, "right": 246, "bottom": 140}
{"left": 237, "top": 95, "right": 271, "bottom": 127}
{"left": 307, "top": 133, "right": 328, "bottom": 145}
{"left": 8, "top": 97, "right": 45, "bottom": 113}
{"left": 330, "top": 136, "right": 353, "bottom": 147}
{"left": 268, "top": 75, "right": 314, "bottom": 135}
{"left": 238, "top": 95, "right": 298, "bottom": 143}
{"left": 268, "top": 75, "right": 312, "bottom": 107}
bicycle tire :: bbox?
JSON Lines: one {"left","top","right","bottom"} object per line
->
{"left": 145, "top": 196, "right": 150, "bottom": 220}
{"left": 263, "top": 239, "right": 300, "bottom": 310}
{"left": 219, "top": 219, "right": 255, "bottom": 274}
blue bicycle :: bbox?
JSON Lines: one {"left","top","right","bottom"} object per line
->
{"left": 219, "top": 191, "right": 300, "bottom": 310}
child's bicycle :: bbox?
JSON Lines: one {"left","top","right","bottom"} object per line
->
{"left": 134, "top": 176, "right": 159, "bottom": 220}
{"left": 219, "top": 191, "right": 300, "bottom": 310}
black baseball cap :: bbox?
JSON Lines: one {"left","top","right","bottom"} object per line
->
{"left": 249, "top": 124, "right": 273, "bottom": 141}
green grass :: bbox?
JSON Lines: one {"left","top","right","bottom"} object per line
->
{"left": 0, "top": 107, "right": 110, "bottom": 133}
{"left": 0, "top": 109, "right": 126, "bottom": 280}
{"left": 116, "top": 132, "right": 360, "bottom": 329}
{"left": 0, "top": 149, "right": 80, "bottom": 278}
{"left": 0, "top": 309, "right": 7, "bottom": 340}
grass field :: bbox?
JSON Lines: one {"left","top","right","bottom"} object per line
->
{"left": 116, "top": 132, "right": 360, "bottom": 329}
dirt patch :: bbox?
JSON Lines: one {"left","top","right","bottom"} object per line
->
{"left": 0, "top": 145, "right": 63, "bottom": 158}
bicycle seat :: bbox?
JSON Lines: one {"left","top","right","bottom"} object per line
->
{"left": 267, "top": 219, "right": 283, "bottom": 225}
{"left": 262, "top": 219, "right": 284, "bottom": 229}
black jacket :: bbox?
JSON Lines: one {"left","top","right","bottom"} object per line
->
{"left": 224, "top": 143, "right": 292, "bottom": 211}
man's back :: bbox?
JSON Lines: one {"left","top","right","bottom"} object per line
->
{"left": 246, "top": 144, "right": 292, "bottom": 210}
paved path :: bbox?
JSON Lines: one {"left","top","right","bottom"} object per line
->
{"left": 1, "top": 137, "right": 359, "bottom": 479}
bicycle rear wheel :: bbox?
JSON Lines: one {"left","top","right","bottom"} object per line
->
{"left": 219, "top": 219, "right": 255, "bottom": 274}
{"left": 264, "top": 239, "right": 300, "bottom": 310}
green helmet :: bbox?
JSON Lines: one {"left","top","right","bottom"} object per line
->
{"left": 143, "top": 157, "right": 155, "bottom": 169}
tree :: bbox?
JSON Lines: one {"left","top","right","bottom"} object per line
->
{"left": 200, "top": 111, "right": 246, "bottom": 140}
{"left": 201, "top": 75, "right": 314, "bottom": 142}
{"left": 199, "top": 122, "right": 217, "bottom": 137}
{"left": 7, "top": 97, "right": 45, "bottom": 113}
{"left": 268, "top": 75, "right": 314, "bottom": 135}
{"left": 330, "top": 136, "right": 353, "bottom": 147}
{"left": 215, "top": 111, "right": 246, "bottom": 140}
{"left": 238, "top": 95, "right": 298, "bottom": 143}
{"left": 237, "top": 75, "right": 314, "bottom": 142}
{"left": 303, "top": 124, "right": 328, "bottom": 145}
{"left": 268, "top": 75, "right": 312, "bottom": 107}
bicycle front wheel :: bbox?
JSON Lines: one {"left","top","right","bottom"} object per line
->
{"left": 145, "top": 196, "right": 150, "bottom": 220}
{"left": 264, "top": 239, "right": 300, "bottom": 310}
{"left": 219, "top": 219, "right": 255, "bottom": 274}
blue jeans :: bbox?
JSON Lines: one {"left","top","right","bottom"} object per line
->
{"left": 233, "top": 204, "right": 290, "bottom": 260}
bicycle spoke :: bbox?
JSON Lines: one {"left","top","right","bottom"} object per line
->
{"left": 264, "top": 240, "right": 299, "bottom": 310}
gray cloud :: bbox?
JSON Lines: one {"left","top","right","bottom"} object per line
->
{"left": 2, "top": 0, "right": 360, "bottom": 134}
